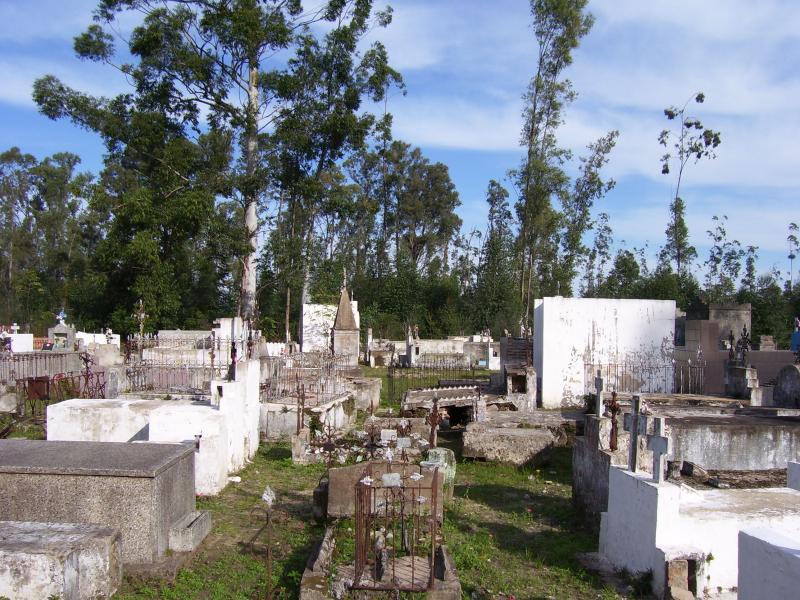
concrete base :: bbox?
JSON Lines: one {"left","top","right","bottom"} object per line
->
{"left": 301, "top": 526, "right": 461, "bottom": 599}
{"left": 600, "top": 466, "right": 800, "bottom": 598}
{"left": 168, "top": 511, "right": 213, "bottom": 552}
{"left": 738, "top": 527, "right": 800, "bottom": 600}
{"left": 0, "top": 520, "right": 121, "bottom": 600}
{"left": 345, "top": 377, "right": 382, "bottom": 413}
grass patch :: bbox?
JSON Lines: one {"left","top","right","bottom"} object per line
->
{"left": 445, "top": 448, "right": 620, "bottom": 599}
{"left": 0, "top": 413, "right": 45, "bottom": 439}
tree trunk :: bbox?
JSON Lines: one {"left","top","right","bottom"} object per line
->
{"left": 240, "top": 62, "right": 259, "bottom": 323}
{"left": 285, "top": 198, "right": 296, "bottom": 344}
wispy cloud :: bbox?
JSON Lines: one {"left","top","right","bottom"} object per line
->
{"left": 0, "top": 55, "right": 129, "bottom": 108}
{"left": 0, "top": 0, "right": 96, "bottom": 43}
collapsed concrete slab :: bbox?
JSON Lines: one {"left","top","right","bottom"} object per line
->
{"left": 0, "top": 439, "right": 210, "bottom": 566}
{"left": 463, "top": 422, "right": 561, "bottom": 466}
{"left": 463, "top": 411, "right": 576, "bottom": 466}
{"left": 0, "top": 520, "right": 122, "bottom": 600}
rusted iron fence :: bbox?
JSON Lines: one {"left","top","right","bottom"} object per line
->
{"left": 352, "top": 463, "right": 440, "bottom": 591}
{"left": 586, "top": 360, "right": 705, "bottom": 396}
{"left": 0, "top": 352, "right": 77, "bottom": 385}
{"left": 259, "top": 352, "right": 349, "bottom": 405}
{"left": 15, "top": 370, "right": 106, "bottom": 417}
{"left": 126, "top": 359, "right": 226, "bottom": 394}
{"left": 125, "top": 333, "right": 250, "bottom": 361}
{"left": 387, "top": 358, "right": 489, "bottom": 406}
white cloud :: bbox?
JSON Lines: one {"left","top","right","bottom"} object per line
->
{"left": 590, "top": 0, "right": 800, "bottom": 43}
{"left": 390, "top": 95, "right": 523, "bottom": 151}
{"left": 0, "top": 1, "right": 95, "bottom": 43}
{"left": 0, "top": 55, "right": 129, "bottom": 108}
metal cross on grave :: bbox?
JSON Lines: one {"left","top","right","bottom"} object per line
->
{"left": 624, "top": 395, "right": 649, "bottom": 473}
{"left": 647, "top": 417, "right": 671, "bottom": 484}
{"left": 594, "top": 370, "right": 605, "bottom": 417}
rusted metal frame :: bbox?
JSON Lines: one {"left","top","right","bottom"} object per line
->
{"left": 352, "top": 463, "right": 438, "bottom": 592}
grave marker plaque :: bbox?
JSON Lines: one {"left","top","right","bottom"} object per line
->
{"left": 380, "top": 429, "right": 397, "bottom": 443}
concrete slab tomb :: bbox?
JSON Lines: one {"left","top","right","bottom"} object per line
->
{"left": 0, "top": 439, "right": 211, "bottom": 566}
{"left": 0, "top": 520, "right": 122, "bottom": 600}
{"left": 598, "top": 465, "right": 800, "bottom": 598}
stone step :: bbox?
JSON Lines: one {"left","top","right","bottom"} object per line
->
{"left": 168, "top": 510, "right": 212, "bottom": 552}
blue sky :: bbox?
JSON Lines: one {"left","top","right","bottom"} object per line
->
{"left": 2, "top": 0, "right": 799, "bottom": 284}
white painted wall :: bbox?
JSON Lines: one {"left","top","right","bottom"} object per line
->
{"left": 213, "top": 317, "right": 243, "bottom": 339}
{"left": 9, "top": 334, "right": 33, "bottom": 352}
{"left": 48, "top": 364, "right": 262, "bottom": 496}
{"left": 301, "top": 302, "right": 359, "bottom": 353}
{"left": 241, "top": 358, "right": 261, "bottom": 460}
{"left": 533, "top": 297, "right": 676, "bottom": 408}
{"left": 211, "top": 378, "right": 246, "bottom": 472}
{"left": 260, "top": 403, "right": 300, "bottom": 439}
{"left": 738, "top": 527, "right": 800, "bottom": 600}
{"left": 47, "top": 398, "right": 157, "bottom": 442}
{"left": 600, "top": 467, "right": 678, "bottom": 578}
{"left": 260, "top": 342, "right": 286, "bottom": 357}
{"left": 301, "top": 303, "right": 336, "bottom": 353}
{"left": 149, "top": 404, "right": 228, "bottom": 496}
{"left": 76, "top": 332, "right": 121, "bottom": 349}
{"left": 600, "top": 466, "right": 800, "bottom": 598}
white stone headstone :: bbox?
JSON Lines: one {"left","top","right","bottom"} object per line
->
{"left": 396, "top": 437, "right": 412, "bottom": 449}
{"left": 381, "top": 472, "right": 401, "bottom": 487}
{"left": 380, "top": 429, "right": 397, "bottom": 442}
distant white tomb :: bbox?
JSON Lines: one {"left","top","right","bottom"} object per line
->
{"left": 533, "top": 297, "right": 676, "bottom": 408}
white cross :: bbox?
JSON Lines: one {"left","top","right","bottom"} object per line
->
{"left": 594, "top": 370, "right": 605, "bottom": 417}
{"left": 9, "top": 323, "right": 20, "bottom": 334}
{"left": 647, "top": 417, "right": 671, "bottom": 484}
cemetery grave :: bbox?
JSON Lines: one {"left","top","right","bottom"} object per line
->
{"left": 6, "top": 301, "right": 800, "bottom": 598}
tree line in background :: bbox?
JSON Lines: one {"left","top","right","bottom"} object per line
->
{"left": 1, "top": 0, "right": 798, "bottom": 347}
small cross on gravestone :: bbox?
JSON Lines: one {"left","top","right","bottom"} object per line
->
{"left": 647, "top": 417, "right": 671, "bottom": 484}
{"left": 624, "top": 395, "right": 651, "bottom": 473}
{"left": 594, "top": 370, "right": 605, "bottom": 417}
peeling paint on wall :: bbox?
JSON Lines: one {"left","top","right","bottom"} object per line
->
{"left": 534, "top": 297, "right": 676, "bottom": 408}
